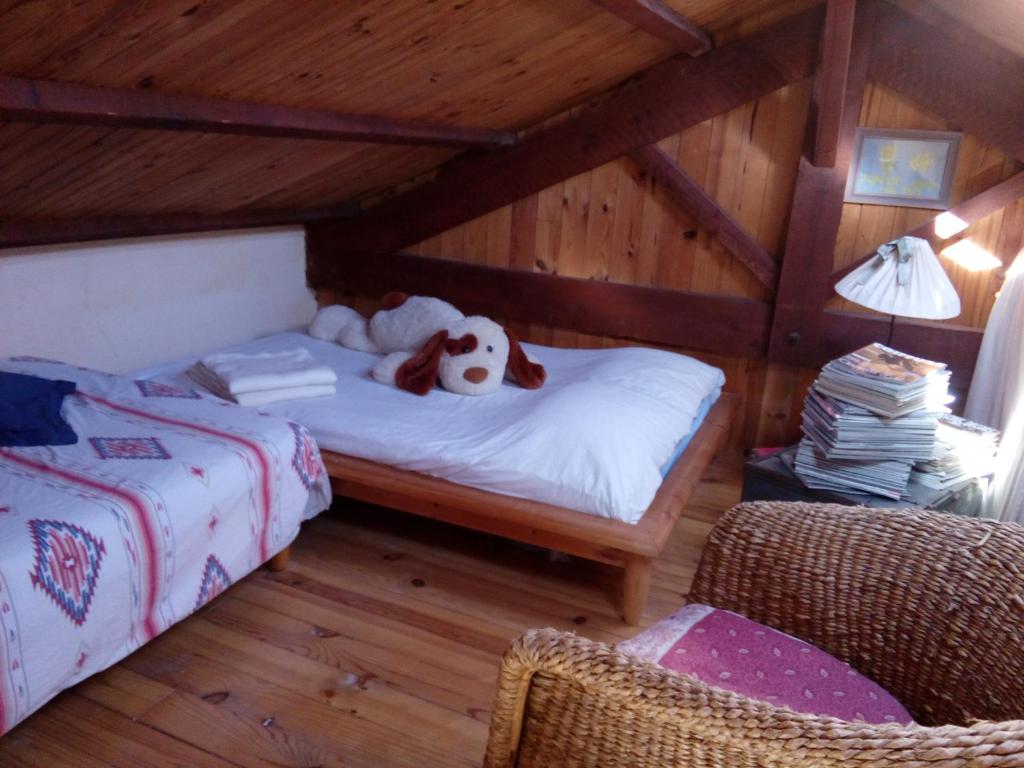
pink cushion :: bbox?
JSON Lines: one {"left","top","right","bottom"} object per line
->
{"left": 618, "top": 604, "right": 913, "bottom": 724}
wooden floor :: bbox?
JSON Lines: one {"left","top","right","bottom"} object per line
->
{"left": 0, "top": 456, "right": 742, "bottom": 768}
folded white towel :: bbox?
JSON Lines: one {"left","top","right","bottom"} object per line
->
{"left": 192, "top": 348, "right": 337, "bottom": 395}
{"left": 232, "top": 385, "right": 336, "bottom": 407}
{"left": 188, "top": 363, "right": 336, "bottom": 406}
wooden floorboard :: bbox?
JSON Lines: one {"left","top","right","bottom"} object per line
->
{"left": 0, "top": 456, "right": 742, "bottom": 767}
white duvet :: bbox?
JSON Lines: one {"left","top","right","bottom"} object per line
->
{"left": 138, "top": 332, "right": 725, "bottom": 523}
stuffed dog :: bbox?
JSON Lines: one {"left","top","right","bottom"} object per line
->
{"left": 309, "top": 293, "right": 546, "bottom": 396}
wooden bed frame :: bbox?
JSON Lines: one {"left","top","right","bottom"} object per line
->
{"left": 276, "top": 393, "right": 736, "bottom": 624}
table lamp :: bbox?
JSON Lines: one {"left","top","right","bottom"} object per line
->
{"left": 835, "top": 236, "right": 961, "bottom": 333}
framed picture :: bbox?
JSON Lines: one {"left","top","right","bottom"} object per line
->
{"left": 845, "top": 128, "right": 961, "bottom": 209}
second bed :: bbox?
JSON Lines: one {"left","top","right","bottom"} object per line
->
{"left": 139, "top": 331, "right": 736, "bottom": 622}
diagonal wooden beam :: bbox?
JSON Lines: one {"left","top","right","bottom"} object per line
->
{"left": 588, "top": 0, "right": 712, "bottom": 55}
{"left": 309, "top": 5, "right": 823, "bottom": 257}
{"left": 0, "top": 205, "right": 358, "bottom": 251}
{"left": 0, "top": 75, "right": 516, "bottom": 150}
{"left": 830, "top": 170, "right": 1024, "bottom": 286}
{"left": 810, "top": 0, "right": 856, "bottom": 167}
{"left": 870, "top": 2, "right": 1024, "bottom": 163}
{"left": 628, "top": 144, "right": 778, "bottom": 288}
{"left": 768, "top": 0, "right": 874, "bottom": 364}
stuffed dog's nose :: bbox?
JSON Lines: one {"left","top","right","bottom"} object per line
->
{"left": 463, "top": 367, "right": 488, "bottom": 384}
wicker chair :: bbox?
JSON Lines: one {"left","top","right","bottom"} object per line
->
{"left": 484, "top": 501, "right": 1024, "bottom": 767}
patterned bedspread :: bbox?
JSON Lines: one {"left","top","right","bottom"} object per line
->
{"left": 0, "top": 358, "right": 331, "bottom": 735}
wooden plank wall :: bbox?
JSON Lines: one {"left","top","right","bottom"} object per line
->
{"left": 322, "top": 84, "right": 1019, "bottom": 454}
{"left": 831, "top": 82, "right": 1023, "bottom": 328}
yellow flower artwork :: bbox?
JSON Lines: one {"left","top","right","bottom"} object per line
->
{"left": 848, "top": 131, "right": 958, "bottom": 209}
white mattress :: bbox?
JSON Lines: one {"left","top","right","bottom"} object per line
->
{"left": 137, "top": 332, "right": 725, "bottom": 523}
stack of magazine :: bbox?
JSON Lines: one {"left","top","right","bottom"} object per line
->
{"left": 910, "top": 413, "right": 1000, "bottom": 499}
{"left": 794, "top": 343, "right": 952, "bottom": 500}
{"left": 813, "top": 343, "right": 951, "bottom": 418}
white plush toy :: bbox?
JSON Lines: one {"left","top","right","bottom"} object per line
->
{"left": 309, "top": 293, "right": 546, "bottom": 396}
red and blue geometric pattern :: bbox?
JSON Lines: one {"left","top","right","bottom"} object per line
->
{"left": 134, "top": 380, "right": 201, "bottom": 399}
{"left": 89, "top": 437, "right": 171, "bottom": 460}
{"left": 28, "top": 519, "right": 106, "bottom": 626}
{"left": 289, "top": 423, "right": 323, "bottom": 491}
{"left": 194, "top": 554, "right": 232, "bottom": 610}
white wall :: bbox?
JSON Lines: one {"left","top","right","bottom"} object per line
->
{"left": 0, "top": 228, "right": 317, "bottom": 373}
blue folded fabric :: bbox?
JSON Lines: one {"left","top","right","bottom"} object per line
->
{"left": 0, "top": 371, "right": 79, "bottom": 447}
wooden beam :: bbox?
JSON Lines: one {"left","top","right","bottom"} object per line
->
{"left": 628, "top": 144, "right": 778, "bottom": 288}
{"left": 870, "top": 2, "right": 1024, "bottom": 163}
{"left": 307, "top": 247, "right": 983, "bottom": 388}
{"left": 306, "top": 250, "right": 772, "bottom": 358}
{"left": 830, "top": 170, "right": 1024, "bottom": 286}
{"left": 309, "top": 6, "right": 823, "bottom": 256}
{"left": 811, "top": 0, "right": 856, "bottom": 167}
{"left": 588, "top": 0, "right": 712, "bottom": 55}
{"left": 0, "top": 206, "right": 357, "bottom": 251}
{"left": 0, "top": 75, "right": 516, "bottom": 150}
{"left": 767, "top": 0, "right": 874, "bottom": 365}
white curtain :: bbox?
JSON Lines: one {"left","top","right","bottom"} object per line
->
{"left": 965, "top": 251, "right": 1024, "bottom": 522}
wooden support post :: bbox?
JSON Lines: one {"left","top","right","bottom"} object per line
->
{"left": 768, "top": 0, "right": 873, "bottom": 365}
{"left": 588, "top": 0, "right": 712, "bottom": 55}
{"left": 629, "top": 144, "right": 779, "bottom": 289}
{"left": 266, "top": 547, "right": 290, "bottom": 572}
{"left": 622, "top": 555, "right": 654, "bottom": 625}
{"left": 811, "top": 0, "right": 856, "bottom": 167}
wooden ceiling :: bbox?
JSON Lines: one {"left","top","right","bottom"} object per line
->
{"left": 0, "top": 0, "right": 1020, "bottom": 241}
{"left": 896, "top": 0, "right": 1024, "bottom": 59}
{"left": 0, "top": 0, "right": 798, "bottom": 228}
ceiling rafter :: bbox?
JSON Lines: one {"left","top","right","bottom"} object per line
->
{"left": 830, "top": 170, "right": 1024, "bottom": 286}
{"left": 869, "top": 1, "right": 1024, "bottom": 163}
{"left": 587, "top": 0, "right": 712, "bottom": 55}
{"left": 0, "top": 75, "right": 516, "bottom": 150}
{"left": 628, "top": 143, "right": 778, "bottom": 289}
{"left": 310, "top": 5, "right": 823, "bottom": 258}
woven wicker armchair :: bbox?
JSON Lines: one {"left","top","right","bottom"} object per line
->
{"left": 484, "top": 501, "right": 1024, "bottom": 767}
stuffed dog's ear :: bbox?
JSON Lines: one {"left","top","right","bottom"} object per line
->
{"left": 504, "top": 329, "right": 546, "bottom": 389}
{"left": 380, "top": 290, "right": 407, "bottom": 311}
{"left": 381, "top": 291, "right": 410, "bottom": 310}
{"left": 395, "top": 330, "right": 448, "bottom": 395}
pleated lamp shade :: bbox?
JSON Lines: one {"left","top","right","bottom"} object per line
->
{"left": 835, "top": 236, "right": 961, "bottom": 320}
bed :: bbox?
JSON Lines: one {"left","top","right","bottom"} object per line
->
{"left": 0, "top": 358, "right": 332, "bottom": 736}
{"left": 139, "top": 331, "right": 737, "bottom": 624}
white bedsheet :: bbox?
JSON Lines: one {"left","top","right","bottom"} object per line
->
{"left": 0, "top": 358, "right": 331, "bottom": 736}
{"left": 137, "top": 332, "right": 725, "bottom": 523}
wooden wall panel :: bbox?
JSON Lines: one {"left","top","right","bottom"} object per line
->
{"left": 830, "top": 83, "right": 1019, "bottom": 327}
{"left": 379, "top": 83, "right": 814, "bottom": 451}
{"left": 408, "top": 81, "right": 812, "bottom": 303}
{"left": 317, "top": 13, "right": 1019, "bottom": 454}
{"left": 337, "top": 80, "right": 1017, "bottom": 452}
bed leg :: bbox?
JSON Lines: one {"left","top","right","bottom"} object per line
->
{"left": 266, "top": 547, "right": 290, "bottom": 572}
{"left": 622, "top": 555, "right": 653, "bottom": 625}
